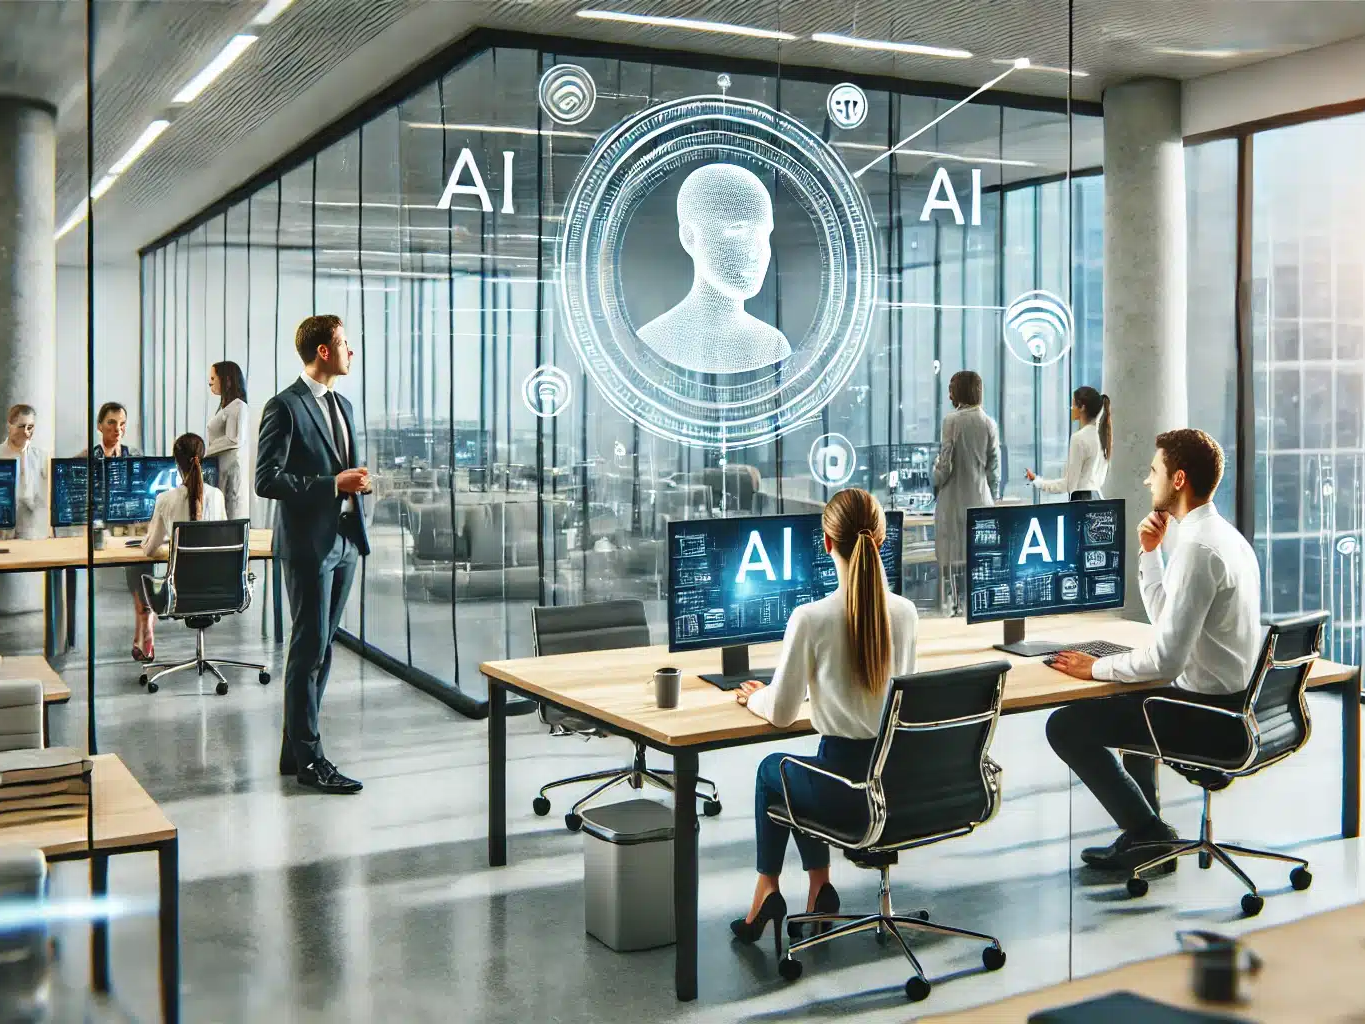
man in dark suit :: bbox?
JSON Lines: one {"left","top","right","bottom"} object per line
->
{"left": 256, "top": 314, "right": 371, "bottom": 794}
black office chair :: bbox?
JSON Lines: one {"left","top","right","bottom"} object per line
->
{"left": 1122, "top": 611, "right": 1328, "bottom": 916}
{"left": 138, "top": 519, "right": 271, "bottom": 696}
{"left": 775, "top": 660, "right": 1011, "bottom": 1002}
{"left": 530, "top": 600, "right": 720, "bottom": 831}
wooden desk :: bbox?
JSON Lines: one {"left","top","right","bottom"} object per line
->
{"left": 481, "top": 611, "right": 1360, "bottom": 1002}
{"left": 0, "top": 655, "right": 74, "bottom": 744}
{"left": 0, "top": 754, "right": 178, "bottom": 1023}
{"left": 922, "top": 900, "right": 1365, "bottom": 1022}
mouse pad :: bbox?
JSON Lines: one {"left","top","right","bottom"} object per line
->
{"left": 1027, "top": 991, "right": 1250, "bottom": 1023}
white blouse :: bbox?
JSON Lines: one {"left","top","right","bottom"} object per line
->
{"left": 141, "top": 483, "right": 227, "bottom": 555}
{"left": 1032, "top": 422, "right": 1108, "bottom": 496}
{"left": 745, "top": 587, "right": 919, "bottom": 739}
{"left": 206, "top": 398, "right": 249, "bottom": 458}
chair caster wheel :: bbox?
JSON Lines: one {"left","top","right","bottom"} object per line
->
{"left": 702, "top": 799, "right": 722, "bottom": 817}
{"left": 532, "top": 797, "right": 551, "bottom": 816}
{"left": 1126, "top": 877, "right": 1149, "bottom": 898}
{"left": 259, "top": 672, "right": 270, "bottom": 685}
{"left": 1199, "top": 851, "right": 1212, "bottom": 870}
{"left": 875, "top": 926, "right": 890, "bottom": 946}
{"left": 1290, "top": 866, "right": 1312, "bottom": 890}
{"left": 778, "top": 956, "right": 802, "bottom": 982}
{"left": 138, "top": 674, "right": 148, "bottom": 687}
{"left": 146, "top": 681, "right": 159, "bottom": 694}
{"left": 565, "top": 813, "right": 583, "bottom": 832}
{"left": 916, "top": 909, "right": 930, "bottom": 921}
{"left": 1241, "top": 893, "right": 1264, "bottom": 917}
{"left": 905, "top": 976, "right": 931, "bottom": 1002}
{"left": 982, "top": 946, "right": 1006, "bottom": 971}
{"left": 215, "top": 681, "right": 228, "bottom": 696}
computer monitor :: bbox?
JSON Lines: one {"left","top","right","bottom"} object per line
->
{"left": 0, "top": 459, "right": 16, "bottom": 531}
{"left": 883, "top": 443, "right": 938, "bottom": 512}
{"left": 667, "top": 511, "right": 904, "bottom": 678}
{"left": 452, "top": 428, "right": 488, "bottom": 468}
{"left": 49, "top": 458, "right": 102, "bottom": 529}
{"left": 965, "top": 498, "right": 1126, "bottom": 656}
{"left": 102, "top": 456, "right": 223, "bottom": 526}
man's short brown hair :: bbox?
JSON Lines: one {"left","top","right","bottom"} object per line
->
{"left": 295, "top": 314, "right": 342, "bottom": 365}
{"left": 1155, "top": 428, "right": 1224, "bottom": 499}
{"left": 7, "top": 404, "right": 34, "bottom": 424}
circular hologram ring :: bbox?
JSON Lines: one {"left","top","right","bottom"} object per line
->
{"left": 1003, "top": 289, "right": 1074, "bottom": 367}
{"left": 539, "top": 65, "right": 597, "bottom": 126}
{"left": 522, "top": 364, "right": 573, "bottom": 418}
{"left": 809, "top": 433, "right": 857, "bottom": 487}
{"left": 557, "top": 95, "right": 879, "bottom": 450}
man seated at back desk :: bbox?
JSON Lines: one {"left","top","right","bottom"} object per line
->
{"left": 1044, "top": 428, "right": 1262, "bottom": 872}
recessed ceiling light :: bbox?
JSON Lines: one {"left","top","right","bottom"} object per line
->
{"left": 991, "top": 57, "right": 1088, "bottom": 77}
{"left": 108, "top": 119, "right": 171, "bottom": 174}
{"left": 172, "top": 34, "right": 258, "bottom": 104}
{"left": 251, "top": 0, "right": 299, "bottom": 25}
{"left": 577, "top": 9, "right": 797, "bottom": 41}
{"left": 811, "top": 32, "right": 972, "bottom": 60}
{"left": 1154, "top": 46, "right": 1268, "bottom": 59}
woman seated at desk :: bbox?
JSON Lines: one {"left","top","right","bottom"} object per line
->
{"left": 127, "top": 433, "right": 226, "bottom": 662}
{"left": 730, "top": 487, "right": 919, "bottom": 953}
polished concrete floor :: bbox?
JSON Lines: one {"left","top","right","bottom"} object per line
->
{"left": 2, "top": 590, "right": 1361, "bottom": 1022}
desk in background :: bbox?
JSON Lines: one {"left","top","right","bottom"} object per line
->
{"left": 0, "top": 529, "right": 279, "bottom": 661}
{"left": 481, "top": 611, "right": 1359, "bottom": 1002}
{"left": 922, "top": 900, "right": 1365, "bottom": 1022}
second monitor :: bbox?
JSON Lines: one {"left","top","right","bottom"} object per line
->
{"left": 104, "top": 457, "right": 221, "bottom": 525}
{"left": 668, "top": 511, "right": 903, "bottom": 683}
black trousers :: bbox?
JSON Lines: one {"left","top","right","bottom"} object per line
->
{"left": 281, "top": 522, "right": 360, "bottom": 767}
{"left": 1046, "top": 687, "right": 1245, "bottom": 832}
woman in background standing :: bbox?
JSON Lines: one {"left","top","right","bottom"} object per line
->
{"left": 1025, "top": 386, "right": 1112, "bottom": 500}
{"left": 206, "top": 361, "right": 251, "bottom": 521}
{"left": 932, "top": 370, "right": 1000, "bottom": 616}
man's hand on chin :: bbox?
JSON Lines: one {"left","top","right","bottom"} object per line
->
{"left": 1050, "top": 651, "right": 1097, "bottom": 680}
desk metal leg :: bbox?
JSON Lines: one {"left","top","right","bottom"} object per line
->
{"left": 159, "top": 839, "right": 180, "bottom": 1024}
{"left": 43, "top": 570, "right": 61, "bottom": 662}
{"left": 673, "top": 749, "right": 699, "bottom": 1002}
{"left": 65, "top": 567, "right": 77, "bottom": 651}
{"left": 1343, "top": 671, "right": 1361, "bottom": 839}
{"left": 271, "top": 560, "right": 283, "bottom": 644}
{"left": 488, "top": 679, "right": 506, "bottom": 867}
{"left": 91, "top": 853, "right": 110, "bottom": 993}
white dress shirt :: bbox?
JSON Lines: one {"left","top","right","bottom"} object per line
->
{"left": 1032, "top": 422, "right": 1108, "bottom": 496}
{"left": 299, "top": 373, "right": 356, "bottom": 512}
{"left": 1092, "top": 503, "right": 1263, "bottom": 696}
{"left": 141, "top": 483, "right": 227, "bottom": 555}
{"left": 746, "top": 587, "right": 919, "bottom": 738}
{"left": 0, "top": 440, "right": 47, "bottom": 538}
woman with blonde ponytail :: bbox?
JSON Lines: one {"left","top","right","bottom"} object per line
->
{"left": 729, "top": 488, "right": 919, "bottom": 955}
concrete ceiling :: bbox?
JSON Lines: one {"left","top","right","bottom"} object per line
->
{"left": 3, "top": 0, "right": 1364, "bottom": 262}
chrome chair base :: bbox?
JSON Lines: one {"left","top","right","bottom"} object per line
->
{"left": 140, "top": 630, "right": 267, "bottom": 695}
{"left": 535, "top": 742, "right": 719, "bottom": 827}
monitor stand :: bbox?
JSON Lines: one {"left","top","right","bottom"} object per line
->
{"left": 699, "top": 645, "right": 772, "bottom": 690}
{"left": 992, "top": 618, "right": 1063, "bottom": 658}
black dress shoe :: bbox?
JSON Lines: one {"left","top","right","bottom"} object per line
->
{"left": 297, "top": 758, "right": 363, "bottom": 794}
{"left": 730, "top": 891, "right": 787, "bottom": 959}
{"left": 1083, "top": 820, "right": 1180, "bottom": 872}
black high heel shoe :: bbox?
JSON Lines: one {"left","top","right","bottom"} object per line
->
{"left": 730, "top": 891, "right": 787, "bottom": 959}
{"left": 789, "top": 882, "right": 841, "bottom": 939}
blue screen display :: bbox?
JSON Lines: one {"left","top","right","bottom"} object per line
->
{"left": 668, "top": 511, "right": 903, "bottom": 652}
{"left": 0, "top": 459, "right": 15, "bottom": 530}
{"left": 965, "top": 499, "right": 1125, "bottom": 623}
{"left": 50, "top": 458, "right": 102, "bottom": 528}
{"left": 103, "top": 457, "right": 222, "bottom": 525}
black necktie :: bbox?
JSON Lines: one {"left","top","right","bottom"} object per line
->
{"left": 324, "top": 391, "right": 350, "bottom": 468}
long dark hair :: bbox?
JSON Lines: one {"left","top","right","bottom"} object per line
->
{"left": 822, "top": 488, "right": 891, "bottom": 695}
{"left": 213, "top": 361, "right": 247, "bottom": 409}
{"left": 173, "top": 433, "right": 207, "bottom": 520}
{"left": 1074, "top": 385, "right": 1112, "bottom": 459}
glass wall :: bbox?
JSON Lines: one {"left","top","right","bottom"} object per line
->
{"left": 140, "top": 42, "right": 1102, "bottom": 704}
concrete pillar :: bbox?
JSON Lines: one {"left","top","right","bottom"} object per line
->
{"left": 1102, "top": 79, "right": 1188, "bottom": 618}
{"left": 0, "top": 99, "right": 57, "bottom": 614}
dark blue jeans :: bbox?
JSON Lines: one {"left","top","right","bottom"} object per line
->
{"left": 755, "top": 736, "right": 875, "bottom": 875}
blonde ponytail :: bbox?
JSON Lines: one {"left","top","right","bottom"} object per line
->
{"left": 823, "top": 489, "right": 893, "bottom": 695}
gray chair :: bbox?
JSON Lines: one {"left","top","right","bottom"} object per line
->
{"left": 139, "top": 519, "right": 271, "bottom": 696}
{"left": 530, "top": 600, "right": 720, "bottom": 831}
{"left": 1122, "top": 611, "right": 1328, "bottom": 916}
{"left": 775, "top": 660, "right": 1010, "bottom": 1002}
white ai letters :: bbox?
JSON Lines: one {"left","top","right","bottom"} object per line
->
{"left": 918, "top": 167, "right": 982, "bottom": 226}
{"left": 437, "top": 148, "right": 516, "bottom": 214}
{"left": 1018, "top": 516, "right": 1066, "bottom": 565}
{"left": 736, "top": 528, "right": 793, "bottom": 583}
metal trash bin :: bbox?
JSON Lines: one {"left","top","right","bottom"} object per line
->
{"left": 580, "top": 799, "right": 675, "bottom": 951}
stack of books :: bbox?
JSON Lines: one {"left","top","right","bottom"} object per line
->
{"left": 0, "top": 748, "right": 93, "bottom": 825}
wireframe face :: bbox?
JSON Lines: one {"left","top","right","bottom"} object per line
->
{"left": 676, "top": 164, "right": 774, "bottom": 301}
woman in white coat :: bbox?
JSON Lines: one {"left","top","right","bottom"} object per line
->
{"left": 206, "top": 361, "right": 251, "bottom": 521}
{"left": 1, "top": 405, "right": 47, "bottom": 538}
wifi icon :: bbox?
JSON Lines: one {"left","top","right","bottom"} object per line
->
{"left": 522, "top": 364, "right": 573, "bottom": 418}
{"left": 1002, "top": 289, "right": 1074, "bottom": 367}
{"left": 538, "top": 65, "right": 597, "bottom": 126}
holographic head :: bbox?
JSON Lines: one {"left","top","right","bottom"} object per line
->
{"left": 676, "top": 164, "right": 774, "bottom": 301}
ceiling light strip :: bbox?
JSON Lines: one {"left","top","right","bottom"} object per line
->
{"left": 54, "top": 119, "right": 171, "bottom": 241}
{"left": 811, "top": 32, "right": 972, "bottom": 60}
{"left": 990, "top": 58, "right": 1087, "bottom": 77}
{"left": 172, "top": 34, "right": 258, "bottom": 104}
{"left": 577, "top": 9, "right": 797, "bottom": 41}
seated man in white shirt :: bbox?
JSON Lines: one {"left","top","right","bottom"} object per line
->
{"left": 1045, "top": 428, "right": 1262, "bottom": 872}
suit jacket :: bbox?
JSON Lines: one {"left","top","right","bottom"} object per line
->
{"left": 255, "top": 377, "right": 371, "bottom": 565}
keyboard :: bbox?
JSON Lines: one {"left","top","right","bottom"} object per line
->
{"left": 701, "top": 669, "right": 775, "bottom": 691}
{"left": 1064, "top": 640, "right": 1133, "bottom": 659}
